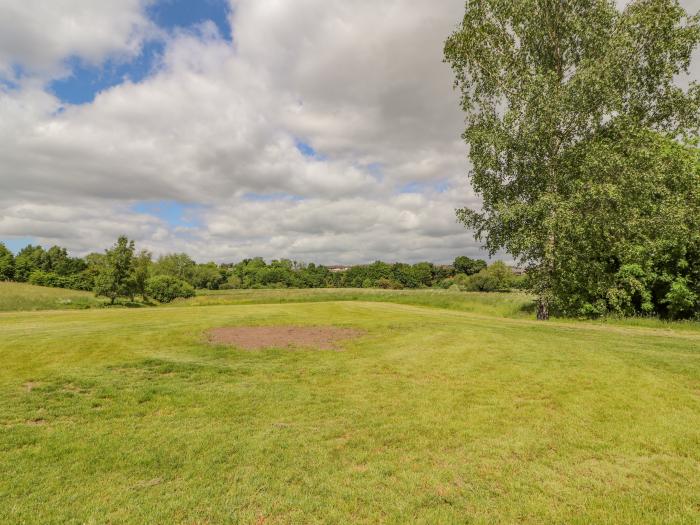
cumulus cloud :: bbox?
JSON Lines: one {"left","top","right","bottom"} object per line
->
{"left": 0, "top": 0, "right": 478, "bottom": 262}
{"left": 0, "top": 0, "right": 696, "bottom": 263}
{"left": 0, "top": 0, "right": 154, "bottom": 80}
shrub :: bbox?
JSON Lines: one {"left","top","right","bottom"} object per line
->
{"left": 219, "top": 275, "right": 242, "bottom": 290}
{"left": 376, "top": 277, "right": 403, "bottom": 290}
{"left": 26, "top": 268, "right": 94, "bottom": 291}
{"left": 65, "top": 271, "right": 95, "bottom": 291}
{"left": 510, "top": 273, "right": 529, "bottom": 290}
{"left": 145, "top": 275, "right": 195, "bottom": 303}
{"left": 464, "top": 262, "right": 514, "bottom": 292}
{"left": 435, "top": 278, "right": 451, "bottom": 289}
{"left": 663, "top": 278, "right": 698, "bottom": 320}
{"left": 28, "top": 270, "right": 70, "bottom": 288}
{"left": 464, "top": 271, "right": 500, "bottom": 292}
{"left": 579, "top": 300, "right": 608, "bottom": 319}
{"left": 452, "top": 273, "right": 472, "bottom": 288}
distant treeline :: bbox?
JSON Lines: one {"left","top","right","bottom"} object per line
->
{"left": 0, "top": 237, "right": 525, "bottom": 303}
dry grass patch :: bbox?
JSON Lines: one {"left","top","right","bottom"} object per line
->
{"left": 206, "top": 325, "right": 362, "bottom": 350}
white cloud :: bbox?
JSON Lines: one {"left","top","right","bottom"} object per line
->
{"left": 0, "top": 0, "right": 697, "bottom": 263}
{"left": 0, "top": 0, "right": 477, "bottom": 263}
{"left": 0, "top": 0, "right": 154, "bottom": 80}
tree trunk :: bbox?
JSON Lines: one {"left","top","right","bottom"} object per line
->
{"left": 537, "top": 296, "right": 549, "bottom": 320}
{"left": 538, "top": 227, "right": 556, "bottom": 321}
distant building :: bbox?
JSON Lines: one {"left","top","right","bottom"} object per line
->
{"left": 509, "top": 266, "right": 526, "bottom": 276}
{"left": 327, "top": 265, "right": 351, "bottom": 273}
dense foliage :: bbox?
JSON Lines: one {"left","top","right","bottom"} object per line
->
{"left": 145, "top": 275, "right": 195, "bottom": 303}
{"left": 548, "top": 131, "right": 700, "bottom": 319}
{"left": 0, "top": 242, "right": 15, "bottom": 281}
{"left": 14, "top": 244, "right": 87, "bottom": 283}
{"left": 0, "top": 240, "right": 520, "bottom": 304}
{"left": 445, "top": 0, "right": 700, "bottom": 319}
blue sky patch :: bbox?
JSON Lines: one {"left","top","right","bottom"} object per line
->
{"left": 132, "top": 200, "right": 202, "bottom": 227}
{"left": 295, "top": 139, "right": 327, "bottom": 161}
{"left": 148, "top": 0, "right": 232, "bottom": 41}
{"left": 1, "top": 237, "right": 37, "bottom": 254}
{"left": 50, "top": 40, "right": 165, "bottom": 105}
{"left": 295, "top": 140, "right": 316, "bottom": 158}
{"left": 0, "top": 77, "right": 18, "bottom": 91}
{"left": 399, "top": 180, "right": 450, "bottom": 194}
{"left": 49, "top": 0, "right": 232, "bottom": 105}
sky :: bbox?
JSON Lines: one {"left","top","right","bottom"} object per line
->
{"left": 0, "top": 0, "right": 698, "bottom": 264}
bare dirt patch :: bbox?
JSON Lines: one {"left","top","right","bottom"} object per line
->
{"left": 207, "top": 326, "right": 362, "bottom": 350}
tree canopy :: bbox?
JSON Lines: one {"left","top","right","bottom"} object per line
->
{"left": 454, "top": 256, "right": 487, "bottom": 276}
{"left": 0, "top": 242, "right": 15, "bottom": 281}
{"left": 93, "top": 236, "right": 136, "bottom": 304}
{"left": 445, "top": 0, "right": 700, "bottom": 319}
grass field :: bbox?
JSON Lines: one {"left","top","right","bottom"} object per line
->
{"left": 1, "top": 288, "right": 700, "bottom": 523}
{"left": 177, "top": 287, "right": 537, "bottom": 319}
{"left": 179, "top": 287, "right": 700, "bottom": 332}
{"left": 0, "top": 281, "right": 107, "bottom": 311}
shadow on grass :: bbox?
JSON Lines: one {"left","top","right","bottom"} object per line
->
{"left": 519, "top": 300, "right": 537, "bottom": 316}
{"left": 103, "top": 299, "right": 157, "bottom": 309}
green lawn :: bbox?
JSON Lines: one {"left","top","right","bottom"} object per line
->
{"left": 178, "top": 287, "right": 536, "bottom": 318}
{"left": 1, "top": 293, "right": 699, "bottom": 523}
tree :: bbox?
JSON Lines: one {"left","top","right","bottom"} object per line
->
{"left": 14, "top": 245, "right": 46, "bottom": 282}
{"left": 94, "top": 236, "right": 135, "bottom": 304}
{"left": 391, "top": 262, "right": 418, "bottom": 288}
{"left": 45, "top": 245, "right": 86, "bottom": 276}
{"left": 298, "top": 263, "right": 331, "bottom": 288}
{"left": 453, "top": 256, "right": 487, "bottom": 276}
{"left": 13, "top": 244, "right": 85, "bottom": 281}
{"left": 345, "top": 263, "right": 387, "bottom": 288}
{"left": 153, "top": 253, "right": 196, "bottom": 284}
{"left": 84, "top": 252, "right": 106, "bottom": 269}
{"left": 0, "top": 242, "right": 15, "bottom": 280}
{"left": 445, "top": 0, "right": 700, "bottom": 319}
{"left": 411, "top": 262, "right": 435, "bottom": 287}
{"left": 192, "top": 262, "right": 225, "bottom": 290}
{"left": 131, "top": 250, "right": 152, "bottom": 300}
